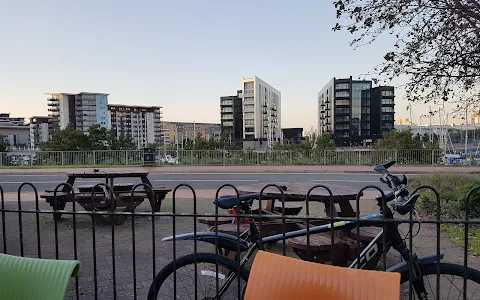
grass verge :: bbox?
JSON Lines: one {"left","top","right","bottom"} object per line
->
{"left": 440, "top": 224, "right": 480, "bottom": 256}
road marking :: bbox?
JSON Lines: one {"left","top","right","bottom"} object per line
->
{"left": 310, "top": 180, "right": 379, "bottom": 183}
{"left": 153, "top": 179, "right": 259, "bottom": 182}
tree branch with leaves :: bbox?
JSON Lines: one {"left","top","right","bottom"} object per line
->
{"left": 333, "top": 0, "right": 480, "bottom": 113}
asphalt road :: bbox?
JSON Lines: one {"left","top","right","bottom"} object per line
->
{"left": 0, "top": 172, "right": 401, "bottom": 193}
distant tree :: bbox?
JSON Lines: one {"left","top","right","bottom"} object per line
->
{"left": 315, "top": 133, "right": 336, "bottom": 150}
{"left": 41, "top": 125, "right": 90, "bottom": 151}
{"left": 112, "top": 134, "right": 136, "bottom": 150}
{"left": 375, "top": 129, "right": 423, "bottom": 149}
{"left": 42, "top": 124, "right": 136, "bottom": 151}
{"left": 0, "top": 137, "right": 8, "bottom": 152}
{"left": 87, "top": 125, "right": 111, "bottom": 150}
{"left": 333, "top": 1, "right": 480, "bottom": 111}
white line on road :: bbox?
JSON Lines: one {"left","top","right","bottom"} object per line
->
{"left": 310, "top": 180, "right": 379, "bottom": 183}
{"left": 153, "top": 179, "right": 259, "bottom": 182}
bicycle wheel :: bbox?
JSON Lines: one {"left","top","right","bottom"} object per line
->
{"left": 400, "top": 263, "right": 480, "bottom": 299}
{"left": 147, "top": 253, "right": 250, "bottom": 300}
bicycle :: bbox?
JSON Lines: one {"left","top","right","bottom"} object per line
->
{"left": 148, "top": 161, "right": 480, "bottom": 299}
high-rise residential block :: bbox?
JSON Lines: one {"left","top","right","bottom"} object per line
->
{"left": 46, "top": 92, "right": 109, "bottom": 134}
{"left": 241, "top": 76, "right": 282, "bottom": 149}
{"left": 108, "top": 105, "right": 163, "bottom": 148}
{"left": 318, "top": 76, "right": 394, "bottom": 146}
{"left": 220, "top": 90, "right": 243, "bottom": 148}
{"left": 29, "top": 116, "right": 51, "bottom": 148}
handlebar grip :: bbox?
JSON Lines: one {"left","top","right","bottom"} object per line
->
{"left": 375, "top": 191, "right": 395, "bottom": 202}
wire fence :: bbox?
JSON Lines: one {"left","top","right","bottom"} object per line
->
{"left": 0, "top": 181, "right": 479, "bottom": 299}
{"left": 0, "top": 149, "right": 465, "bottom": 167}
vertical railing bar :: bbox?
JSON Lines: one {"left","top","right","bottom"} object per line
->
{"left": 0, "top": 185, "right": 5, "bottom": 254}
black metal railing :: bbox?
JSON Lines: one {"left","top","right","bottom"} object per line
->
{"left": 0, "top": 182, "right": 479, "bottom": 299}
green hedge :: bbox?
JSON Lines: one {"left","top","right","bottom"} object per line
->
{"left": 409, "top": 174, "right": 480, "bottom": 219}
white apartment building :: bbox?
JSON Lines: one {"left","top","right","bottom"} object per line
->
{"left": 108, "top": 105, "right": 163, "bottom": 148}
{"left": 29, "top": 116, "right": 51, "bottom": 148}
{"left": 46, "top": 92, "right": 109, "bottom": 134}
{"left": 0, "top": 113, "right": 29, "bottom": 147}
{"left": 241, "top": 76, "right": 282, "bottom": 149}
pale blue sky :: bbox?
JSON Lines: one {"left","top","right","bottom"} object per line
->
{"left": 1, "top": 0, "right": 430, "bottom": 131}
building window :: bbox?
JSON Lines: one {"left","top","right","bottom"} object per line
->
{"left": 361, "top": 107, "right": 370, "bottom": 114}
{"left": 335, "top": 99, "right": 350, "bottom": 105}
{"left": 382, "top": 107, "right": 394, "bottom": 113}
{"left": 244, "top": 112, "right": 254, "bottom": 119}
{"left": 335, "top": 116, "right": 350, "bottom": 122}
{"left": 382, "top": 98, "right": 394, "bottom": 105}
{"left": 245, "top": 127, "right": 254, "bottom": 132}
{"left": 245, "top": 119, "right": 254, "bottom": 126}
{"left": 221, "top": 107, "right": 233, "bottom": 113}
{"left": 335, "top": 83, "right": 349, "bottom": 90}
{"left": 221, "top": 99, "right": 233, "bottom": 106}
{"left": 382, "top": 123, "right": 394, "bottom": 129}
{"left": 244, "top": 82, "right": 254, "bottom": 89}
{"left": 382, "top": 115, "right": 394, "bottom": 121}
{"left": 382, "top": 90, "right": 394, "bottom": 96}
{"left": 244, "top": 97, "right": 254, "bottom": 104}
{"left": 335, "top": 91, "right": 350, "bottom": 98}
{"left": 244, "top": 104, "right": 254, "bottom": 112}
{"left": 335, "top": 107, "right": 350, "bottom": 114}
{"left": 222, "top": 121, "right": 233, "bottom": 126}
{"left": 336, "top": 124, "right": 349, "bottom": 130}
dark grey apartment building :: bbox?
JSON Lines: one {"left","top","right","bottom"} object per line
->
{"left": 220, "top": 90, "right": 243, "bottom": 148}
{"left": 318, "top": 77, "right": 395, "bottom": 146}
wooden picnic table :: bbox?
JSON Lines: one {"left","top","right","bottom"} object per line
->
{"left": 40, "top": 170, "right": 171, "bottom": 224}
{"left": 237, "top": 182, "right": 361, "bottom": 218}
{"left": 236, "top": 182, "right": 381, "bottom": 267}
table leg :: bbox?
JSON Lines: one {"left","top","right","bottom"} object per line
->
{"left": 266, "top": 199, "right": 275, "bottom": 212}
{"left": 62, "top": 176, "right": 75, "bottom": 192}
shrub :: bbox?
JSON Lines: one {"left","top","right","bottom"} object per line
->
{"left": 409, "top": 174, "right": 480, "bottom": 219}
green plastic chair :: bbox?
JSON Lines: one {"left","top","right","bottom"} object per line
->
{"left": 0, "top": 253, "right": 81, "bottom": 300}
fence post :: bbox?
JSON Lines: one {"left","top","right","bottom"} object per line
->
{"left": 223, "top": 150, "right": 226, "bottom": 166}
{"left": 289, "top": 150, "right": 293, "bottom": 165}
{"left": 256, "top": 152, "right": 259, "bottom": 165}
{"left": 358, "top": 150, "right": 361, "bottom": 165}
{"left": 431, "top": 149, "right": 435, "bottom": 165}
{"left": 92, "top": 150, "right": 96, "bottom": 166}
{"left": 0, "top": 153, "right": 2, "bottom": 167}
{"left": 394, "top": 149, "right": 398, "bottom": 162}
{"left": 190, "top": 150, "right": 193, "bottom": 165}
{"left": 323, "top": 150, "right": 327, "bottom": 165}
{"left": 125, "top": 150, "right": 129, "bottom": 166}
{"left": 61, "top": 151, "right": 65, "bottom": 166}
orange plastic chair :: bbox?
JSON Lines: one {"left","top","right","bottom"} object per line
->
{"left": 243, "top": 251, "right": 400, "bottom": 300}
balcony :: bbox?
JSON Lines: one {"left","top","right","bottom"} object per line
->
{"left": 47, "top": 102, "right": 59, "bottom": 107}
{"left": 48, "top": 108, "right": 59, "bottom": 112}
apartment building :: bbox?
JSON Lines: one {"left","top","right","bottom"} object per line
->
{"left": 0, "top": 113, "right": 29, "bottom": 146}
{"left": 220, "top": 90, "right": 243, "bottom": 148}
{"left": 46, "top": 92, "right": 109, "bottom": 134}
{"left": 108, "top": 105, "right": 163, "bottom": 148}
{"left": 241, "top": 76, "right": 282, "bottom": 149}
{"left": 29, "top": 116, "right": 51, "bottom": 148}
{"left": 163, "top": 121, "right": 221, "bottom": 145}
{"left": 318, "top": 77, "right": 394, "bottom": 146}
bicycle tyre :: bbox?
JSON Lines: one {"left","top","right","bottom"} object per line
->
{"left": 399, "top": 262, "right": 480, "bottom": 299}
{"left": 147, "top": 253, "right": 250, "bottom": 300}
